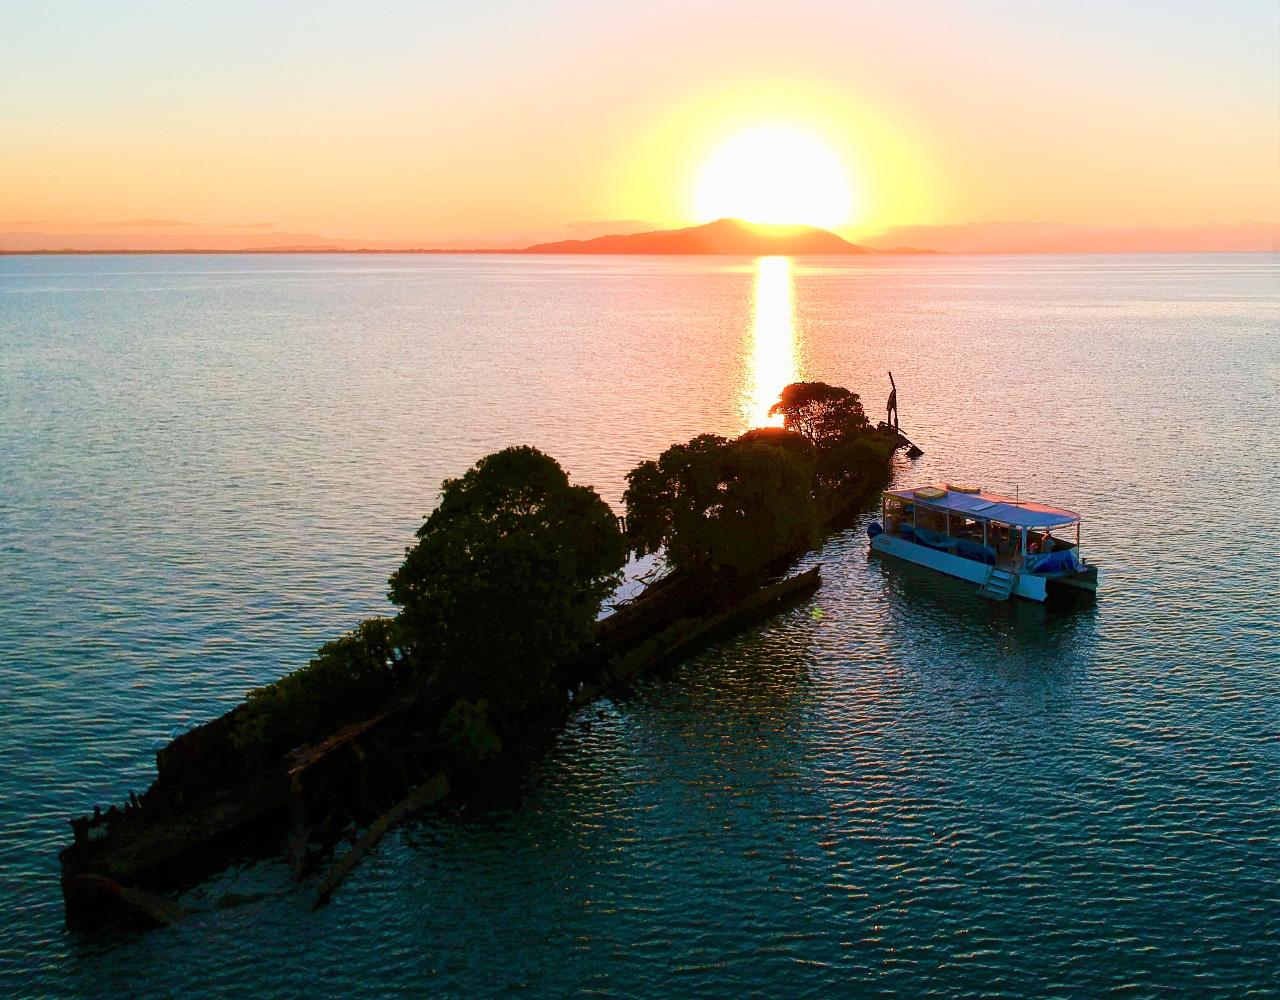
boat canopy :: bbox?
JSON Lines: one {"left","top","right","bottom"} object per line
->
{"left": 886, "top": 485, "right": 1080, "bottom": 529}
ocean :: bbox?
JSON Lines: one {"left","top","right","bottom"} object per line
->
{"left": 1, "top": 252, "right": 1277, "bottom": 997}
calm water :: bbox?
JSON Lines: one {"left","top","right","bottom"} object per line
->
{"left": 1, "top": 253, "right": 1278, "bottom": 998}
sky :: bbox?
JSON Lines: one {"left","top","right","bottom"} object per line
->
{"left": 2, "top": 0, "right": 1277, "bottom": 250}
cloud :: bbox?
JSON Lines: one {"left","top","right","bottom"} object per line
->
{"left": 91, "top": 219, "right": 192, "bottom": 228}
{"left": 0, "top": 230, "right": 344, "bottom": 252}
{"left": 3, "top": 219, "right": 276, "bottom": 232}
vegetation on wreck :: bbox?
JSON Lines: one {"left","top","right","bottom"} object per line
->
{"left": 771, "top": 382, "right": 897, "bottom": 497}
{"left": 222, "top": 388, "right": 894, "bottom": 769}
{"left": 231, "top": 617, "right": 406, "bottom": 762}
{"left": 768, "top": 380, "right": 869, "bottom": 447}
{"left": 624, "top": 432, "right": 819, "bottom": 578}
{"left": 230, "top": 446, "right": 628, "bottom": 767}
{"left": 62, "top": 380, "right": 906, "bottom": 928}
{"left": 389, "top": 444, "right": 627, "bottom": 756}
{"left": 624, "top": 381, "right": 894, "bottom": 583}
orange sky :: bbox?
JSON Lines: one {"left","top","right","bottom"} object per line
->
{"left": 2, "top": 2, "right": 1277, "bottom": 251}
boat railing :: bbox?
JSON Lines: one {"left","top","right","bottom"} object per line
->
{"left": 884, "top": 494, "right": 1085, "bottom": 573}
{"left": 897, "top": 523, "right": 998, "bottom": 565}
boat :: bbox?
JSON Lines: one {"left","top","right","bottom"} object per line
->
{"left": 867, "top": 484, "right": 1098, "bottom": 602}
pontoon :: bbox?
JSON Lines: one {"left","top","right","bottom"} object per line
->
{"left": 868, "top": 484, "right": 1098, "bottom": 602}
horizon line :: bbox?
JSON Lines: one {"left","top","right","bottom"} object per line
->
{"left": 5, "top": 247, "right": 1279, "bottom": 257}
{"left": 3, "top": 216, "right": 1277, "bottom": 256}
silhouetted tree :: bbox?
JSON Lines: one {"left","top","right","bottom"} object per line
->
{"left": 438, "top": 697, "right": 503, "bottom": 767}
{"left": 737, "top": 425, "right": 818, "bottom": 462}
{"left": 388, "top": 446, "right": 626, "bottom": 717}
{"left": 817, "top": 433, "right": 896, "bottom": 491}
{"left": 768, "top": 381, "right": 869, "bottom": 447}
{"left": 231, "top": 617, "right": 404, "bottom": 759}
{"left": 624, "top": 434, "right": 817, "bottom": 577}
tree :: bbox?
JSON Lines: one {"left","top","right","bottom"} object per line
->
{"left": 768, "top": 382, "right": 869, "bottom": 447}
{"left": 231, "top": 617, "right": 404, "bottom": 760}
{"left": 388, "top": 446, "right": 626, "bottom": 717}
{"left": 817, "top": 432, "right": 896, "bottom": 491}
{"left": 624, "top": 434, "right": 817, "bottom": 577}
{"left": 438, "top": 697, "right": 503, "bottom": 767}
{"left": 736, "top": 425, "right": 817, "bottom": 462}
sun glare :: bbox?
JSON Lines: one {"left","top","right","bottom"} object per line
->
{"left": 693, "top": 127, "right": 853, "bottom": 229}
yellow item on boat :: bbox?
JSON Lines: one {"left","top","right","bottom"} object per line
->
{"left": 913, "top": 486, "right": 946, "bottom": 500}
{"left": 946, "top": 482, "right": 980, "bottom": 494}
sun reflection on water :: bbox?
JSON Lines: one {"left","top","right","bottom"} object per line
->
{"left": 743, "top": 255, "right": 799, "bottom": 429}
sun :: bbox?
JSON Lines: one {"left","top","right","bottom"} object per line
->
{"left": 692, "top": 126, "right": 854, "bottom": 229}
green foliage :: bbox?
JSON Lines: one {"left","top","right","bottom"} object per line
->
{"left": 736, "top": 425, "right": 817, "bottom": 461}
{"left": 225, "top": 389, "right": 891, "bottom": 767}
{"left": 624, "top": 433, "right": 818, "bottom": 576}
{"left": 817, "top": 431, "right": 897, "bottom": 491}
{"left": 439, "top": 697, "right": 502, "bottom": 766}
{"left": 388, "top": 446, "right": 627, "bottom": 716}
{"left": 768, "top": 381, "right": 869, "bottom": 447}
{"left": 230, "top": 617, "right": 403, "bottom": 760}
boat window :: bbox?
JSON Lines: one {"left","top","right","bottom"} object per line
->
{"left": 918, "top": 508, "right": 947, "bottom": 533}
{"left": 987, "top": 521, "right": 1018, "bottom": 557}
{"left": 884, "top": 496, "right": 909, "bottom": 535}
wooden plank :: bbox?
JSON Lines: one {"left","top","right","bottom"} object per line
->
{"left": 311, "top": 772, "right": 449, "bottom": 910}
{"left": 74, "top": 874, "right": 189, "bottom": 927}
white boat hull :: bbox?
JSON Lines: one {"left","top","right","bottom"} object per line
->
{"left": 870, "top": 533, "right": 1050, "bottom": 602}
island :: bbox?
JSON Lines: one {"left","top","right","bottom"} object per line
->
{"left": 523, "top": 218, "right": 934, "bottom": 255}
{"left": 522, "top": 218, "right": 876, "bottom": 255}
{"left": 2, "top": 218, "right": 936, "bottom": 256}
{"left": 59, "top": 382, "right": 917, "bottom": 930}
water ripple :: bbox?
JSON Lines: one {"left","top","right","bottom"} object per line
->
{"left": 1, "top": 253, "right": 1277, "bottom": 997}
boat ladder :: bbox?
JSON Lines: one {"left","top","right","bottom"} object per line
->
{"left": 978, "top": 566, "right": 1018, "bottom": 601}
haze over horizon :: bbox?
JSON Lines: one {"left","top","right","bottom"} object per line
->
{"left": 2, "top": 1, "right": 1278, "bottom": 253}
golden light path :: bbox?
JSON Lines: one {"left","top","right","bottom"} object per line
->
{"left": 743, "top": 256, "right": 799, "bottom": 429}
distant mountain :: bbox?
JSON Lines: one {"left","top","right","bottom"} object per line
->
{"left": 0, "top": 217, "right": 940, "bottom": 255}
{"left": 522, "top": 218, "right": 878, "bottom": 255}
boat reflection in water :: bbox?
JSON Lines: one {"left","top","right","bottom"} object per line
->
{"left": 743, "top": 256, "right": 799, "bottom": 428}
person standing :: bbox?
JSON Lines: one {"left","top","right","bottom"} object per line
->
{"left": 886, "top": 371, "right": 899, "bottom": 431}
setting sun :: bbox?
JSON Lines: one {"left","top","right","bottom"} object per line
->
{"left": 692, "top": 126, "right": 855, "bottom": 228}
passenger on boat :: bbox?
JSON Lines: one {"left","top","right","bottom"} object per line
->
{"left": 998, "top": 527, "right": 1020, "bottom": 560}
{"left": 1029, "top": 531, "right": 1054, "bottom": 555}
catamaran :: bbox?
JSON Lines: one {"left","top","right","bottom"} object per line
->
{"left": 868, "top": 484, "right": 1098, "bottom": 602}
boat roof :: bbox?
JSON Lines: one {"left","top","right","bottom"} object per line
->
{"left": 886, "top": 485, "right": 1081, "bottom": 528}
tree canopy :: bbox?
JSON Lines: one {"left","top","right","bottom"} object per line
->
{"left": 736, "top": 425, "right": 817, "bottom": 461}
{"left": 224, "top": 380, "right": 898, "bottom": 770}
{"left": 231, "top": 617, "right": 404, "bottom": 760}
{"left": 816, "top": 432, "right": 896, "bottom": 491}
{"left": 388, "top": 446, "right": 626, "bottom": 716}
{"left": 767, "top": 382, "right": 869, "bottom": 447}
{"left": 229, "top": 379, "right": 893, "bottom": 765}
{"left": 624, "top": 434, "right": 817, "bottom": 577}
